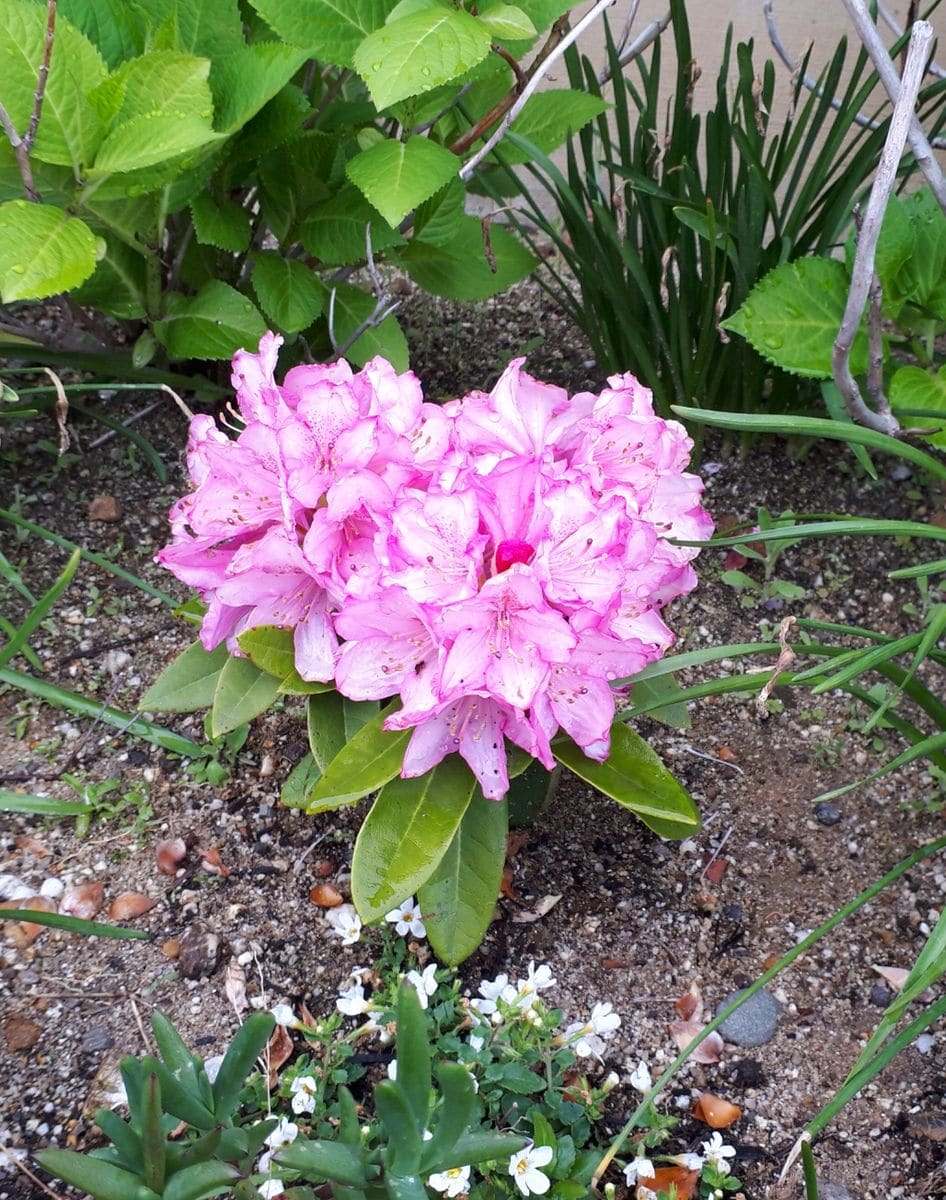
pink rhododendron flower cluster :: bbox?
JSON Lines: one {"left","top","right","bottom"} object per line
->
{"left": 158, "top": 333, "right": 712, "bottom": 800}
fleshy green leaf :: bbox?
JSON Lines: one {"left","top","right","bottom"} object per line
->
{"left": 140, "top": 639, "right": 229, "bottom": 714}
{"left": 276, "top": 1139, "right": 366, "bottom": 1187}
{"left": 248, "top": 0, "right": 396, "bottom": 67}
{"left": 252, "top": 253, "right": 325, "bottom": 333}
{"left": 346, "top": 136, "right": 458, "bottom": 228}
{"left": 306, "top": 704, "right": 411, "bottom": 812}
{"left": 494, "top": 89, "right": 608, "bottom": 164}
{"left": 399, "top": 214, "right": 536, "bottom": 300}
{"left": 210, "top": 654, "right": 282, "bottom": 738}
{"left": 190, "top": 194, "right": 252, "bottom": 252}
{"left": 721, "top": 258, "right": 867, "bottom": 379}
{"left": 0, "top": 202, "right": 104, "bottom": 302}
{"left": 351, "top": 757, "right": 477, "bottom": 922}
{"left": 212, "top": 1013, "right": 275, "bottom": 1120}
{"left": 420, "top": 791, "right": 507, "bottom": 965}
{"left": 890, "top": 365, "right": 946, "bottom": 448}
{"left": 161, "top": 1160, "right": 241, "bottom": 1200}
{"left": 552, "top": 724, "right": 701, "bottom": 839}
{"left": 154, "top": 281, "right": 267, "bottom": 360}
{"left": 327, "top": 281, "right": 410, "bottom": 371}
{"left": 34, "top": 1150, "right": 158, "bottom": 1200}
{"left": 393, "top": 982, "right": 431, "bottom": 1130}
{"left": 354, "top": 8, "right": 492, "bottom": 110}
{"left": 374, "top": 1080, "right": 423, "bottom": 1174}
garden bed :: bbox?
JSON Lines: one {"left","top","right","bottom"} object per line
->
{"left": 1, "top": 279, "right": 945, "bottom": 1200}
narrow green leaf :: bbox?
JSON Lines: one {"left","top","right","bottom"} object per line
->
{"left": 627, "top": 673, "right": 692, "bottom": 730}
{"left": 427, "top": 1131, "right": 527, "bottom": 1174}
{"left": 275, "top": 1138, "right": 366, "bottom": 1186}
{"left": 140, "top": 640, "right": 229, "bottom": 713}
{"left": 420, "top": 791, "right": 507, "bottom": 965}
{"left": 0, "top": 665, "right": 209, "bottom": 757}
{"left": 0, "top": 549, "right": 79, "bottom": 670}
{"left": 161, "top": 1159, "right": 241, "bottom": 1200}
{"left": 351, "top": 757, "right": 477, "bottom": 921}
{"left": 394, "top": 981, "right": 431, "bottom": 1131}
{"left": 0, "top": 909, "right": 149, "bottom": 939}
{"left": 150, "top": 1011, "right": 197, "bottom": 1075}
{"left": 140, "top": 1074, "right": 165, "bottom": 1192}
{"left": 375, "top": 1080, "right": 423, "bottom": 1173}
{"left": 34, "top": 1149, "right": 158, "bottom": 1200}
{"left": 212, "top": 1013, "right": 275, "bottom": 1120}
{"left": 0, "top": 203, "right": 104, "bottom": 302}
{"left": 140, "top": 1058, "right": 216, "bottom": 1129}
{"left": 419, "top": 1063, "right": 477, "bottom": 1173}
{"left": 306, "top": 704, "right": 410, "bottom": 813}
{"left": 814, "top": 730, "right": 946, "bottom": 804}
{"left": 347, "top": 136, "right": 458, "bottom": 228}
{"left": 0, "top": 791, "right": 92, "bottom": 817}
{"left": 211, "top": 654, "right": 282, "bottom": 737}
{"left": 552, "top": 725, "right": 700, "bottom": 839}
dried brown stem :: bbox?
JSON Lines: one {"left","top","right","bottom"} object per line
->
{"left": 25, "top": 0, "right": 56, "bottom": 150}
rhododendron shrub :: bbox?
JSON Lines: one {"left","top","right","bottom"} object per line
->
{"left": 146, "top": 334, "right": 711, "bottom": 962}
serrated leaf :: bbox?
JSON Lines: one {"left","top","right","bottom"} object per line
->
{"left": 354, "top": 8, "right": 492, "bottom": 110}
{"left": 0, "top": 202, "right": 104, "bottom": 302}
{"left": 351, "top": 757, "right": 477, "bottom": 921}
{"left": 420, "top": 791, "right": 507, "bottom": 964}
{"left": 494, "top": 89, "right": 608, "bottom": 164}
{"left": 90, "top": 51, "right": 214, "bottom": 130}
{"left": 399, "top": 214, "right": 536, "bottom": 300}
{"left": 347, "top": 136, "right": 458, "bottom": 228}
{"left": 299, "top": 184, "right": 404, "bottom": 266}
{"left": 209, "top": 42, "right": 309, "bottom": 134}
{"left": 513, "top": 0, "right": 573, "bottom": 27}
{"left": 890, "top": 365, "right": 946, "bottom": 448}
{"left": 141, "top": 640, "right": 230, "bottom": 713}
{"left": 252, "top": 253, "right": 325, "bottom": 333}
{"left": 134, "top": 0, "right": 245, "bottom": 57}
{"left": 190, "top": 194, "right": 252, "bottom": 252}
{"left": 211, "top": 654, "right": 282, "bottom": 737}
{"left": 71, "top": 232, "right": 147, "bottom": 318}
{"left": 92, "top": 112, "right": 221, "bottom": 174}
{"left": 721, "top": 258, "right": 867, "bottom": 379}
{"left": 249, "top": 0, "right": 397, "bottom": 68}
{"left": 57, "top": 0, "right": 146, "bottom": 68}
{"left": 477, "top": 3, "right": 536, "bottom": 39}
{"left": 327, "top": 281, "right": 409, "bottom": 370}
{"left": 553, "top": 724, "right": 700, "bottom": 839}
{"left": 154, "top": 281, "right": 267, "bottom": 360}
{"left": 0, "top": 2, "right": 106, "bottom": 171}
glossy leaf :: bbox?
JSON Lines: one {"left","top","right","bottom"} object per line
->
{"left": 140, "top": 640, "right": 229, "bottom": 713}
{"left": 34, "top": 1149, "right": 158, "bottom": 1200}
{"left": 351, "top": 757, "right": 477, "bottom": 921}
{"left": 211, "top": 654, "right": 282, "bottom": 737}
{"left": 553, "top": 724, "right": 700, "bottom": 839}
{"left": 306, "top": 704, "right": 410, "bottom": 813}
{"left": 237, "top": 625, "right": 296, "bottom": 680}
{"left": 420, "top": 791, "right": 507, "bottom": 965}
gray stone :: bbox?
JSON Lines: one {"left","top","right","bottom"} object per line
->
{"left": 81, "top": 1026, "right": 114, "bottom": 1053}
{"left": 815, "top": 1181, "right": 858, "bottom": 1200}
{"left": 814, "top": 801, "right": 842, "bottom": 826}
{"left": 715, "top": 988, "right": 781, "bottom": 1047}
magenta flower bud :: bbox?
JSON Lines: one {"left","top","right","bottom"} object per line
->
{"left": 494, "top": 538, "right": 536, "bottom": 573}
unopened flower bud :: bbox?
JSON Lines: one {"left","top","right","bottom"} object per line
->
{"left": 491, "top": 1010, "right": 504, "bottom": 1026}
{"left": 603, "top": 1071, "right": 620, "bottom": 1093}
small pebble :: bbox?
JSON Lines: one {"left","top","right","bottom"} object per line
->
{"left": 81, "top": 1027, "right": 114, "bottom": 1053}
{"left": 177, "top": 925, "right": 221, "bottom": 980}
{"left": 869, "top": 984, "right": 893, "bottom": 1007}
{"left": 716, "top": 988, "right": 781, "bottom": 1047}
{"left": 815, "top": 801, "right": 842, "bottom": 826}
{"left": 816, "top": 1182, "right": 858, "bottom": 1200}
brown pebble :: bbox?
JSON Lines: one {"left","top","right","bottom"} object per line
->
{"left": 5, "top": 1015, "right": 42, "bottom": 1051}
{"left": 910, "top": 1112, "right": 946, "bottom": 1142}
{"left": 177, "top": 924, "right": 221, "bottom": 979}
{"left": 309, "top": 882, "right": 343, "bottom": 907}
{"left": 87, "top": 495, "right": 121, "bottom": 522}
{"left": 313, "top": 859, "right": 336, "bottom": 878}
{"left": 162, "top": 938, "right": 181, "bottom": 959}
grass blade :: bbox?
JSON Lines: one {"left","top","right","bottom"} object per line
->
{"left": 0, "top": 791, "right": 93, "bottom": 817}
{"left": 1, "top": 909, "right": 149, "bottom": 939}
{"left": 0, "top": 549, "right": 80, "bottom": 671}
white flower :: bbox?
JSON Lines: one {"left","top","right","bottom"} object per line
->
{"left": 564, "top": 1020, "right": 605, "bottom": 1060}
{"left": 385, "top": 897, "right": 426, "bottom": 939}
{"left": 258, "top": 1180, "right": 285, "bottom": 1198}
{"left": 701, "top": 1132, "right": 736, "bottom": 1175}
{"left": 622, "top": 1155, "right": 655, "bottom": 1185}
{"left": 406, "top": 963, "right": 438, "bottom": 1009}
{"left": 670, "top": 1152, "right": 704, "bottom": 1170}
{"left": 337, "top": 982, "right": 372, "bottom": 1016}
{"left": 508, "top": 1143, "right": 553, "bottom": 1196}
{"left": 468, "top": 1031, "right": 486, "bottom": 1052}
{"left": 629, "top": 1060, "right": 652, "bottom": 1094}
{"left": 565, "top": 1002, "right": 621, "bottom": 1061}
{"left": 588, "top": 1002, "right": 620, "bottom": 1036}
{"left": 289, "top": 1074, "right": 318, "bottom": 1115}
{"left": 257, "top": 1118, "right": 297, "bottom": 1172}
{"left": 427, "top": 1164, "right": 472, "bottom": 1196}
{"left": 471, "top": 973, "right": 513, "bottom": 1015}
{"left": 386, "top": 1060, "right": 397, "bottom": 1080}
{"left": 325, "top": 903, "right": 362, "bottom": 945}
{"left": 513, "top": 962, "right": 555, "bottom": 1011}
{"left": 270, "top": 1005, "right": 296, "bottom": 1028}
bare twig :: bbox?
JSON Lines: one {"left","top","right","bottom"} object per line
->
{"left": 42, "top": 366, "right": 69, "bottom": 456}
{"left": 460, "top": 0, "right": 617, "bottom": 182}
{"left": 832, "top": 20, "right": 932, "bottom": 434}
{"left": 330, "top": 225, "right": 401, "bottom": 359}
{"left": 88, "top": 401, "right": 162, "bottom": 449}
{"left": 841, "top": 0, "right": 946, "bottom": 204}
{"left": 0, "top": 102, "right": 39, "bottom": 200}
{"left": 877, "top": 1, "right": 946, "bottom": 79}
{"left": 25, "top": 0, "right": 56, "bottom": 150}
{"left": 128, "top": 996, "right": 152, "bottom": 1051}
{"left": 159, "top": 382, "right": 194, "bottom": 422}
{"left": 866, "top": 272, "right": 885, "bottom": 405}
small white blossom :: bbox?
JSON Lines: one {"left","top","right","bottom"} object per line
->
{"left": 386, "top": 1060, "right": 397, "bottom": 1080}
{"left": 701, "top": 1132, "right": 736, "bottom": 1175}
{"left": 471, "top": 972, "right": 512, "bottom": 1015}
{"left": 508, "top": 1143, "right": 553, "bottom": 1196}
{"left": 629, "top": 1060, "right": 653, "bottom": 1094}
{"left": 565, "top": 1002, "right": 621, "bottom": 1061}
{"left": 670, "top": 1151, "right": 705, "bottom": 1171}
{"left": 325, "top": 903, "right": 362, "bottom": 945}
{"left": 623, "top": 1155, "right": 655, "bottom": 1185}
{"left": 513, "top": 962, "right": 555, "bottom": 1010}
{"left": 468, "top": 1031, "right": 486, "bottom": 1052}
{"left": 257, "top": 1118, "right": 297, "bottom": 1173}
{"left": 602, "top": 1071, "right": 620, "bottom": 1093}
{"left": 588, "top": 1002, "right": 620, "bottom": 1036}
{"left": 406, "top": 963, "right": 438, "bottom": 1009}
{"left": 270, "top": 1005, "right": 296, "bottom": 1028}
{"left": 427, "top": 1164, "right": 472, "bottom": 1196}
{"left": 337, "top": 982, "right": 372, "bottom": 1016}
{"left": 258, "top": 1180, "right": 285, "bottom": 1198}
{"left": 385, "top": 897, "right": 426, "bottom": 939}
{"left": 289, "top": 1074, "right": 318, "bottom": 1115}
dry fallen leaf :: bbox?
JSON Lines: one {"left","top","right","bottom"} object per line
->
{"left": 2, "top": 895, "right": 56, "bottom": 947}
{"left": 693, "top": 1091, "right": 742, "bottom": 1129}
{"left": 199, "top": 848, "right": 230, "bottom": 877}
{"left": 266, "top": 1023, "right": 294, "bottom": 1086}
{"left": 500, "top": 864, "right": 518, "bottom": 901}
{"left": 669, "top": 1019, "right": 724, "bottom": 1064}
{"left": 61, "top": 881, "right": 105, "bottom": 920}
{"left": 108, "top": 893, "right": 157, "bottom": 921}
{"left": 224, "top": 957, "right": 248, "bottom": 1017}
{"left": 601, "top": 957, "right": 630, "bottom": 969}
{"left": 638, "top": 1165, "right": 699, "bottom": 1199}
{"left": 156, "top": 838, "right": 187, "bottom": 875}
{"left": 309, "top": 882, "right": 343, "bottom": 907}
{"left": 505, "top": 830, "right": 530, "bottom": 857}
{"left": 703, "top": 858, "right": 728, "bottom": 886}
{"left": 512, "top": 894, "right": 562, "bottom": 924}
{"left": 14, "top": 836, "right": 51, "bottom": 858}
{"left": 675, "top": 983, "right": 703, "bottom": 1022}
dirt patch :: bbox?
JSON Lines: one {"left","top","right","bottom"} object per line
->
{"left": 2, "top": 279, "right": 946, "bottom": 1200}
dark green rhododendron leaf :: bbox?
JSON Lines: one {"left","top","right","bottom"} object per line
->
{"left": 141, "top": 640, "right": 229, "bottom": 713}
{"left": 346, "top": 136, "right": 458, "bottom": 228}
{"left": 722, "top": 258, "right": 868, "bottom": 379}
{"left": 306, "top": 705, "right": 411, "bottom": 812}
{"left": 399, "top": 215, "right": 536, "bottom": 300}
{"left": 252, "top": 253, "right": 325, "bottom": 333}
{"left": 211, "top": 655, "right": 282, "bottom": 738}
{"left": 0, "top": 202, "right": 104, "bottom": 301}
{"left": 154, "top": 281, "right": 267, "bottom": 360}
{"left": 354, "top": 7, "right": 492, "bottom": 110}
{"left": 249, "top": 0, "right": 397, "bottom": 68}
